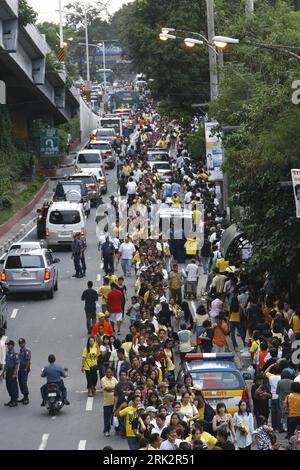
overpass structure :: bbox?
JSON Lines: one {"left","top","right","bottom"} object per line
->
{"left": 0, "top": 0, "right": 79, "bottom": 138}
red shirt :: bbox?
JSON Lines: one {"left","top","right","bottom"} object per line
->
{"left": 91, "top": 321, "right": 113, "bottom": 336}
{"left": 107, "top": 289, "right": 123, "bottom": 314}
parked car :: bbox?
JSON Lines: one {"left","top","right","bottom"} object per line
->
{"left": 178, "top": 353, "right": 250, "bottom": 415}
{"left": 1, "top": 248, "right": 60, "bottom": 299}
{"left": 68, "top": 173, "right": 101, "bottom": 206}
{"left": 75, "top": 167, "right": 108, "bottom": 194}
{"left": 153, "top": 162, "right": 174, "bottom": 181}
{"left": 91, "top": 127, "right": 116, "bottom": 144}
{"left": 86, "top": 140, "right": 115, "bottom": 169}
{"left": 53, "top": 180, "right": 90, "bottom": 216}
{"left": 46, "top": 201, "right": 86, "bottom": 248}
{"left": 74, "top": 149, "right": 103, "bottom": 172}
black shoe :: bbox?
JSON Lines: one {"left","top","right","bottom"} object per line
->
{"left": 8, "top": 402, "right": 17, "bottom": 407}
{"left": 72, "top": 274, "right": 77, "bottom": 278}
{"left": 23, "top": 398, "right": 29, "bottom": 405}
{"left": 40, "top": 401, "right": 46, "bottom": 407}
{"left": 4, "top": 401, "right": 12, "bottom": 406}
{"left": 77, "top": 274, "right": 83, "bottom": 278}
{"left": 64, "top": 399, "right": 70, "bottom": 405}
{"left": 18, "top": 398, "right": 25, "bottom": 403}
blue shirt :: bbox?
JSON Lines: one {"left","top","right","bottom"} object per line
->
{"left": 171, "top": 182, "right": 181, "bottom": 196}
{"left": 41, "top": 364, "right": 66, "bottom": 383}
{"left": 5, "top": 349, "right": 20, "bottom": 369}
{"left": 19, "top": 347, "right": 31, "bottom": 367}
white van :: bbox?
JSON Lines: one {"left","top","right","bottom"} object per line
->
{"left": 45, "top": 201, "right": 86, "bottom": 247}
{"left": 74, "top": 149, "right": 103, "bottom": 172}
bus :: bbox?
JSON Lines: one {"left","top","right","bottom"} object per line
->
{"left": 95, "top": 69, "right": 114, "bottom": 85}
{"left": 114, "top": 91, "right": 140, "bottom": 112}
{"left": 99, "top": 116, "right": 123, "bottom": 138}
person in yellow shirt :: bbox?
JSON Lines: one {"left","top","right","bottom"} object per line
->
{"left": 229, "top": 290, "right": 246, "bottom": 350}
{"left": 98, "top": 277, "right": 111, "bottom": 312}
{"left": 106, "top": 270, "right": 118, "bottom": 285}
{"left": 123, "top": 163, "right": 131, "bottom": 178}
{"left": 185, "top": 422, "right": 217, "bottom": 449}
{"left": 101, "top": 367, "right": 118, "bottom": 437}
{"left": 117, "top": 396, "right": 143, "bottom": 450}
{"left": 81, "top": 336, "right": 100, "bottom": 397}
{"left": 216, "top": 257, "right": 229, "bottom": 274}
{"left": 290, "top": 309, "right": 300, "bottom": 337}
{"left": 172, "top": 193, "right": 181, "bottom": 207}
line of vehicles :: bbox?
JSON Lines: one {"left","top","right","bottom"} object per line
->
{"left": 0, "top": 112, "right": 131, "bottom": 302}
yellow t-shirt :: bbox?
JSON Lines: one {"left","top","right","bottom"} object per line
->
{"left": 123, "top": 165, "right": 131, "bottom": 177}
{"left": 185, "top": 431, "right": 217, "bottom": 447}
{"left": 229, "top": 310, "right": 240, "bottom": 322}
{"left": 291, "top": 315, "right": 300, "bottom": 334}
{"left": 286, "top": 393, "right": 300, "bottom": 417}
{"left": 192, "top": 210, "right": 202, "bottom": 225}
{"left": 216, "top": 258, "right": 229, "bottom": 273}
{"left": 185, "top": 239, "right": 198, "bottom": 256}
{"left": 82, "top": 345, "right": 100, "bottom": 371}
{"left": 119, "top": 406, "right": 138, "bottom": 437}
{"left": 98, "top": 285, "right": 111, "bottom": 304}
{"left": 107, "top": 274, "right": 118, "bottom": 285}
{"left": 101, "top": 376, "right": 118, "bottom": 406}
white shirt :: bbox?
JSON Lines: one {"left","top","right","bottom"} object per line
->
{"left": 133, "top": 169, "right": 142, "bottom": 182}
{"left": 151, "top": 424, "right": 167, "bottom": 436}
{"left": 127, "top": 181, "right": 137, "bottom": 195}
{"left": 268, "top": 374, "right": 281, "bottom": 399}
{"left": 111, "top": 238, "right": 120, "bottom": 250}
{"left": 119, "top": 242, "right": 135, "bottom": 260}
{"left": 186, "top": 263, "right": 199, "bottom": 281}
{"left": 0, "top": 335, "right": 7, "bottom": 369}
{"left": 184, "top": 191, "right": 193, "bottom": 204}
{"left": 294, "top": 376, "right": 300, "bottom": 383}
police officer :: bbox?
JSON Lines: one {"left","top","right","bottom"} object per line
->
{"left": 17, "top": 338, "right": 31, "bottom": 405}
{"left": 101, "top": 236, "right": 115, "bottom": 275}
{"left": 4, "top": 340, "right": 19, "bottom": 407}
{"left": 71, "top": 233, "right": 83, "bottom": 278}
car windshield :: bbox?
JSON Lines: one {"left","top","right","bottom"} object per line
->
{"left": 190, "top": 371, "right": 243, "bottom": 390}
{"left": 147, "top": 154, "right": 169, "bottom": 162}
{"left": 96, "top": 130, "right": 115, "bottom": 138}
{"left": 78, "top": 153, "right": 100, "bottom": 164}
{"left": 49, "top": 210, "right": 81, "bottom": 225}
{"left": 154, "top": 164, "right": 171, "bottom": 170}
{"left": 6, "top": 255, "right": 45, "bottom": 269}
{"left": 89, "top": 143, "right": 110, "bottom": 151}
{"left": 71, "top": 176, "right": 94, "bottom": 184}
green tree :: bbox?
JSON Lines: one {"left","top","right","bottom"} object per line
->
{"left": 208, "top": 0, "right": 300, "bottom": 291}
{"left": 19, "top": 0, "right": 37, "bottom": 27}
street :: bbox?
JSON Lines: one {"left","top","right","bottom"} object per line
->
{"left": 0, "top": 167, "right": 130, "bottom": 451}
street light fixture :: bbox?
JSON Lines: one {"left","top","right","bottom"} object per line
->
{"left": 184, "top": 38, "right": 204, "bottom": 48}
{"left": 161, "top": 27, "right": 175, "bottom": 34}
{"left": 159, "top": 33, "right": 177, "bottom": 41}
{"left": 212, "top": 36, "right": 240, "bottom": 49}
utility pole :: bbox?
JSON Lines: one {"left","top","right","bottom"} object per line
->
{"left": 57, "top": 0, "right": 65, "bottom": 62}
{"left": 245, "top": 0, "right": 254, "bottom": 16}
{"left": 84, "top": 9, "right": 90, "bottom": 83}
{"left": 206, "top": 0, "right": 218, "bottom": 100}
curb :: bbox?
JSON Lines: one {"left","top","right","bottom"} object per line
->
{"left": 0, "top": 180, "right": 49, "bottom": 238}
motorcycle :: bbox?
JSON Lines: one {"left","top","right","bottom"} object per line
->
{"left": 45, "top": 383, "right": 64, "bottom": 416}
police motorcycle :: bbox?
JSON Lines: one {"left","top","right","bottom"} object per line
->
{"left": 45, "top": 383, "right": 65, "bottom": 416}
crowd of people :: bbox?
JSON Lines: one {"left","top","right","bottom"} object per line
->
{"left": 79, "top": 97, "right": 300, "bottom": 451}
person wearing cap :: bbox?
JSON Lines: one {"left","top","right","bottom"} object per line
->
{"left": 4, "top": 340, "right": 20, "bottom": 407}
{"left": 17, "top": 338, "right": 31, "bottom": 405}
{"left": 91, "top": 312, "right": 114, "bottom": 337}
{"left": 157, "top": 382, "right": 169, "bottom": 401}
{"left": 146, "top": 406, "right": 159, "bottom": 425}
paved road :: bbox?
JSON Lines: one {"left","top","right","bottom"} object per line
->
{"left": 0, "top": 166, "right": 131, "bottom": 450}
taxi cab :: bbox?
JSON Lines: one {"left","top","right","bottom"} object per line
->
{"left": 178, "top": 353, "right": 250, "bottom": 414}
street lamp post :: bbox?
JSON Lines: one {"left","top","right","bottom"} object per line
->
{"left": 84, "top": 9, "right": 90, "bottom": 83}
{"left": 206, "top": 0, "right": 218, "bottom": 101}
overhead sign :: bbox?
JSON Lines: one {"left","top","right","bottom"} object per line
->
{"left": 40, "top": 128, "right": 59, "bottom": 158}
{"left": 205, "top": 121, "right": 223, "bottom": 182}
{"left": 291, "top": 169, "right": 300, "bottom": 218}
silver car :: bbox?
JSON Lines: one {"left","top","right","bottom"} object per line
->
{"left": 1, "top": 248, "right": 60, "bottom": 299}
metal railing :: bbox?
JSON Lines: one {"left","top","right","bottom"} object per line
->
{"left": 0, "top": 216, "right": 37, "bottom": 259}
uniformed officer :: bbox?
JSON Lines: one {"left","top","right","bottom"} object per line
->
{"left": 17, "top": 338, "right": 31, "bottom": 405}
{"left": 4, "top": 340, "right": 20, "bottom": 407}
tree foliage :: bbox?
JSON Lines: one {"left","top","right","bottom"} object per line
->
{"left": 209, "top": 0, "right": 300, "bottom": 285}
{"left": 19, "top": 0, "right": 37, "bottom": 27}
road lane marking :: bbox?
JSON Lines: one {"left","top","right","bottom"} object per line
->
{"left": 38, "top": 434, "right": 49, "bottom": 451}
{"left": 78, "top": 440, "right": 86, "bottom": 450}
{"left": 86, "top": 397, "right": 93, "bottom": 411}
{"left": 11, "top": 309, "right": 18, "bottom": 319}
{"left": 19, "top": 223, "right": 36, "bottom": 243}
